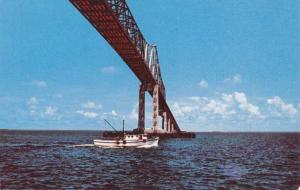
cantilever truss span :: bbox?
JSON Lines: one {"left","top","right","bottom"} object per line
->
{"left": 70, "top": 0, "right": 180, "bottom": 133}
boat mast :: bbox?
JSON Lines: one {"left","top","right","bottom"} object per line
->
{"left": 122, "top": 120, "right": 125, "bottom": 138}
{"left": 104, "top": 119, "right": 118, "bottom": 133}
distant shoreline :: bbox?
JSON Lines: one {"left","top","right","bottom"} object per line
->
{"left": 1, "top": 129, "right": 299, "bottom": 133}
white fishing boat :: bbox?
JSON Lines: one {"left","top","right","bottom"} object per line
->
{"left": 94, "top": 119, "right": 159, "bottom": 148}
{"left": 94, "top": 134, "right": 159, "bottom": 148}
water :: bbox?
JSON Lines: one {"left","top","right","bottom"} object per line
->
{"left": 1, "top": 131, "right": 299, "bottom": 189}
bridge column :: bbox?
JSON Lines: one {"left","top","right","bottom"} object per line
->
{"left": 167, "top": 118, "right": 171, "bottom": 132}
{"left": 161, "top": 115, "right": 164, "bottom": 130}
{"left": 138, "top": 84, "right": 145, "bottom": 132}
{"left": 152, "top": 84, "right": 159, "bottom": 133}
{"left": 163, "top": 112, "right": 168, "bottom": 131}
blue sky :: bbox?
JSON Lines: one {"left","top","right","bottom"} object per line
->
{"left": 0, "top": 0, "right": 299, "bottom": 131}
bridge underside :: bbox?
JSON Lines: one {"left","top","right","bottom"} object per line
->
{"left": 70, "top": 0, "right": 181, "bottom": 133}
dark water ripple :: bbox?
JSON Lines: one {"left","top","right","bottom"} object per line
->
{"left": 0, "top": 131, "right": 299, "bottom": 189}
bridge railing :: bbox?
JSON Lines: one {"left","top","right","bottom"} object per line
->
{"left": 144, "top": 44, "right": 166, "bottom": 98}
{"left": 107, "top": 0, "right": 165, "bottom": 97}
{"left": 107, "top": 0, "right": 146, "bottom": 58}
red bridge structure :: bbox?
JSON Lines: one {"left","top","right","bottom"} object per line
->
{"left": 69, "top": 0, "right": 195, "bottom": 138}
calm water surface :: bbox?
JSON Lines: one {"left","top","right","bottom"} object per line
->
{"left": 1, "top": 131, "right": 299, "bottom": 189}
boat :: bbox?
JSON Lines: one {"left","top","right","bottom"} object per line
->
{"left": 93, "top": 119, "right": 159, "bottom": 148}
{"left": 94, "top": 134, "right": 159, "bottom": 148}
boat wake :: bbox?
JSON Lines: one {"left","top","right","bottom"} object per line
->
{"left": 1, "top": 142, "right": 158, "bottom": 149}
{"left": 69, "top": 144, "right": 122, "bottom": 148}
{"left": 70, "top": 144, "right": 158, "bottom": 148}
{"left": 70, "top": 144, "right": 95, "bottom": 147}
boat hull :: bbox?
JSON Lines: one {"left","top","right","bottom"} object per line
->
{"left": 93, "top": 137, "right": 159, "bottom": 148}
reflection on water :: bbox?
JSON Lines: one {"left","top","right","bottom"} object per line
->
{"left": 0, "top": 131, "right": 299, "bottom": 189}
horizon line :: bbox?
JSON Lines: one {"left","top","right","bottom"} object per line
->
{"left": 1, "top": 129, "right": 300, "bottom": 133}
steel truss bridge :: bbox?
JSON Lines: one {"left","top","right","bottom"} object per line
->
{"left": 70, "top": 0, "right": 180, "bottom": 133}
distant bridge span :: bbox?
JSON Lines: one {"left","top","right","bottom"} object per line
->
{"left": 70, "top": 0, "right": 180, "bottom": 133}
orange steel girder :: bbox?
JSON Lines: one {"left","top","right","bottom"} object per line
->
{"left": 69, "top": 0, "right": 180, "bottom": 132}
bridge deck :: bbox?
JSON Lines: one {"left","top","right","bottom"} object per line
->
{"left": 70, "top": 0, "right": 180, "bottom": 132}
{"left": 71, "top": 0, "right": 154, "bottom": 83}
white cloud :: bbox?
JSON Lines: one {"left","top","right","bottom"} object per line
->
{"left": 166, "top": 92, "right": 298, "bottom": 131}
{"left": 225, "top": 74, "right": 242, "bottom": 84}
{"left": 25, "top": 97, "right": 62, "bottom": 119}
{"left": 267, "top": 96, "right": 297, "bottom": 117}
{"left": 111, "top": 110, "right": 118, "bottom": 116}
{"left": 234, "top": 92, "right": 247, "bottom": 104}
{"left": 234, "top": 92, "right": 262, "bottom": 117}
{"left": 76, "top": 110, "right": 98, "bottom": 118}
{"left": 32, "top": 80, "right": 47, "bottom": 88}
{"left": 173, "top": 102, "right": 186, "bottom": 117}
{"left": 222, "top": 93, "right": 234, "bottom": 103}
{"left": 187, "top": 97, "right": 200, "bottom": 102}
{"left": 101, "top": 66, "right": 116, "bottom": 73}
{"left": 103, "top": 110, "right": 119, "bottom": 118}
{"left": 82, "top": 101, "right": 102, "bottom": 109}
{"left": 27, "top": 97, "right": 38, "bottom": 105}
{"left": 44, "top": 106, "right": 57, "bottom": 116}
{"left": 26, "top": 97, "right": 60, "bottom": 118}
{"left": 173, "top": 102, "right": 199, "bottom": 117}
{"left": 27, "top": 97, "right": 38, "bottom": 110}
{"left": 201, "top": 99, "right": 235, "bottom": 117}
{"left": 198, "top": 80, "right": 208, "bottom": 88}
{"left": 233, "top": 74, "right": 242, "bottom": 83}
{"left": 129, "top": 103, "right": 138, "bottom": 120}
{"left": 171, "top": 91, "right": 262, "bottom": 125}
{"left": 173, "top": 96, "right": 235, "bottom": 119}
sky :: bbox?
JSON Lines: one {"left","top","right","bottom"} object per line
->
{"left": 0, "top": 0, "right": 299, "bottom": 131}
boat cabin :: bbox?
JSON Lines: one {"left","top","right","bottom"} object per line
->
{"left": 124, "top": 134, "right": 147, "bottom": 141}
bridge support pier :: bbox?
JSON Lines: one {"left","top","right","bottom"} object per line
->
{"left": 138, "top": 84, "right": 145, "bottom": 132}
{"left": 152, "top": 84, "right": 159, "bottom": 133}
{"left": 137, "top": 83, "right": 177, "bottom": 134}
{"left": 167, "top": 118, "right": 171, "bottom": 132}
{"left": 161, "top": 115, "right": 164, "bottom": 130}
{"left": 162, "top": 112, "right": 167, "bottom": 131}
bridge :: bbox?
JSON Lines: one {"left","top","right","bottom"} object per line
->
{"left": 69, "top": 0, "right": 194, "bottom": 137}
